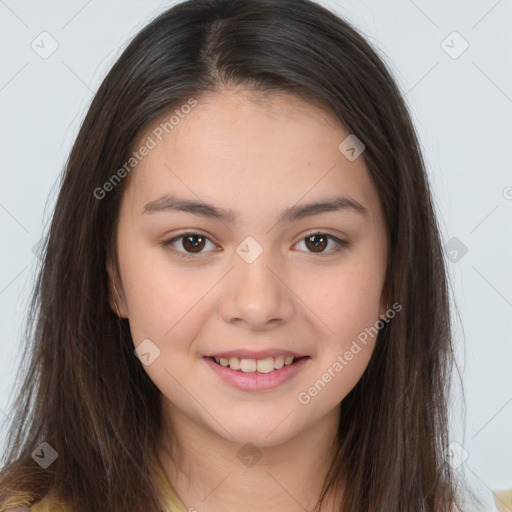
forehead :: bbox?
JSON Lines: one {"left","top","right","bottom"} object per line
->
{"left": 122, "top": 88, "right": 381, "bottom": 223}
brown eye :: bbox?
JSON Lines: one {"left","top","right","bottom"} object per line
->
{"left": 163, "top": 232, "right": 217, "bottom": 258}
{"left": 304, "top": 233, "right": 328, "bottom": 253}
{"left": 294, "top": 232, "right": 349, "bottom": 255}
{"left": 164, "top": 231, "right": 348, "bottom": 260}
{"left": 181, "top": 234, "right": 206, "bottom": 253}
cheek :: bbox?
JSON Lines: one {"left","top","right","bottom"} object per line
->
{"left": 296, "top": 266, "right": 381, "bottom": 408}
{"left": 118, "top": 236, "right": 212, "bottom": 347}
{"left": 295, "top": 260, "right": 384, "bottom": 342}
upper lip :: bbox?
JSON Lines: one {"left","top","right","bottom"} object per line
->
{"left": 205, "top": 349, "right": 308, "bottom": 359}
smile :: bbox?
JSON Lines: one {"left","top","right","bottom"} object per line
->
{"left": 213, "top": 355, "right": 296, "bottom": 373}
{"left": 204, "top": 355, "right": 310, "bottom": 391}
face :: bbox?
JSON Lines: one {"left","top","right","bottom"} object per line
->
{"left": 109, "top": 88, "right": 388, "bottom": 448}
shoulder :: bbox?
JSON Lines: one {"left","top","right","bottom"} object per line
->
{"left": 0, "top": 494, "right": 30, "bottom": 512}
{"left": 1, "top": 494, "right": 68, "bottom": 512}
{"left": 150, "top": 456, "right": 188, "bottom": 512}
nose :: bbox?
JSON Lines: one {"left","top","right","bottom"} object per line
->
{"left": 218, "top": 249, "right": 296, "bottom": 330}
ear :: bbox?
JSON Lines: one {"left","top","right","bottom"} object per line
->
{"left": 106, "top": 254, "right": 128, "bottom": 318}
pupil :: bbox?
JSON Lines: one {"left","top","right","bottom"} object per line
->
{"left": 183, "top": 235, "right": 205, "bottom": 252}
{"left": 307, "top": 234, "right": 327, "bottom": 252}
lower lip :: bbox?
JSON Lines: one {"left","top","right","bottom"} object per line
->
{"left": 204, "top": 356, "right": 310, "bottom": 391}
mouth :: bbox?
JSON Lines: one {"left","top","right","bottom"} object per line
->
{"left": 208, "top": 355, "right": 308, "bottom": 374}
{"left": 203, "top": 354, "right": 311, "bottom": 392}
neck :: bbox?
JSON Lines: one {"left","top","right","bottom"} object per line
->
{"left": 157, "top": 402, "right": 343, "bottom": 512}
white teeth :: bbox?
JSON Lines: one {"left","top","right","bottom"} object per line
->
{"left": 274, "top": 355, "right": 285, "bottom": 369}
{"left": 229, "top": 357, "right": 240, "bottom": 370}
{"left": 212, "top": 355, "right": 298, "bottom": 373}
{"left": 240, "top": 358, "right": 257, "bottom": 372}
{"left": 256, "top": 357, "right": 275, "bottom": 374}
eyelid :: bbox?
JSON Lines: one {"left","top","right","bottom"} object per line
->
{"left": 292, "top": 230, "right": 349, "bottom": 255}
{"left": 162, "top": 230, "right": 219, "bottom": 259}
{"left": 297, "top": 228, "right": 346, "bottom": 242}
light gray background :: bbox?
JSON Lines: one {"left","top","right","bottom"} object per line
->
{"left": 0, "top": 1, "right": 510, "bottom": 510}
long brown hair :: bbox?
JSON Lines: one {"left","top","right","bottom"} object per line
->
{"left": 1, "top": 0, "right": 472, "bottom": 510}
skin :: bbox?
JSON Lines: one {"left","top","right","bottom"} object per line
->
{"left": 108, "top": 87, "right": 389, "bottom": 512}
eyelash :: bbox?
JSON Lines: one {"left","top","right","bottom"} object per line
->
{"left": 162, "top": 231, "right": 349, "bottom": 259}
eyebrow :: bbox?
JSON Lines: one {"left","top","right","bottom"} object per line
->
{"left": 142, "top": 194, "right": 368, "bottom": 223}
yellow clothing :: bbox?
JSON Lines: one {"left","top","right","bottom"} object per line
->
{"left": 494, "top": 489, "right": 512, "bottom": 512}
{"left": 0, "top": 457, "right": 187, "bottom": 512}
{"left": 153, "top": 457, "right": 188, "bottom": 512}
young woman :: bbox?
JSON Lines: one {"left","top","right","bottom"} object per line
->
{"left": 0, "top": 0, "right": 477, "bottom": 510}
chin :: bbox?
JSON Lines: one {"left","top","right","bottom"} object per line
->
{"left": 211, "top": 416, "right": 305, "bottom": 450}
